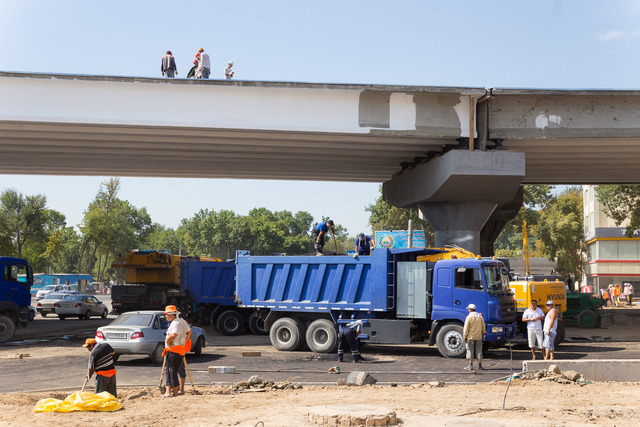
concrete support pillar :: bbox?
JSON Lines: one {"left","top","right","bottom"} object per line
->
{"left": 418, "top": 201, "right": 496, "bottom": 254}
{"left": 383, "top": 149, "right": 525, "bottom": 254}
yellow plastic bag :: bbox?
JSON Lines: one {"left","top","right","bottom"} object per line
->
{"left": 33, "top": 391, "right": 122, "bottom": 413}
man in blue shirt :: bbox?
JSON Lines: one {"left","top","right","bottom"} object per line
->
{"left": 311, "top": 220, "right": 334, "bottom": 256}
{"left": 354, "top": 233, "right": 374, "bottom": 256}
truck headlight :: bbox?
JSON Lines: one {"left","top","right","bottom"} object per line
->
{"left": 491, "top": 326, "right": 504, "bottom": 333}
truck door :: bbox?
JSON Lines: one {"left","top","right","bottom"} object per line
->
{"left": 451, "top": 266, "right": 486, "bottom": 319}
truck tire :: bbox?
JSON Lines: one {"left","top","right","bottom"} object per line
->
{"left": 270, "top": 317, "right": 305, "bottom": 351}
{"left": 248, "top": 312, "right": 267, "bottom": 335}
{"left": 305, "top": 319, "right": 338, "bottom": 353}
{"left": 577, "top": 310, "right": 598, "bottom": 329}
{"left": 0, "top": 315, "right": 16, "bottom": 343}
{"left": 216, "top": 310, "right": 244, "bottom": 336}
{"left": 435, "top": 324, "right": 465, "bottom": 358}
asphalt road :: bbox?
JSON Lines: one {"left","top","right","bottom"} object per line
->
{"left": 2, "top": 302, "right": 640, "bottom": 393}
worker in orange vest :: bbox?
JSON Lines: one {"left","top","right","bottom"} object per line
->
{"left": 162, "top": 305, "right": 191, "bottom": 397}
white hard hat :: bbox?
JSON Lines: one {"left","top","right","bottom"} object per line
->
{"left": 228, "top": 60, "right": 234, "bottom": 65}
{"left": 466, "top": 303, "right": 476, "bottom": 310}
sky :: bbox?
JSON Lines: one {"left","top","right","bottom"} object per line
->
{"left": 1, "top": 0, "right": 640, "bottom": 235}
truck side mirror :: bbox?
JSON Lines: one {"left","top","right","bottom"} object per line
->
{"left": 500, "top": 267, "right": 509, "bottom": 275}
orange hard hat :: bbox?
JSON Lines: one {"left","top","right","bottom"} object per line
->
{"left": 164, "top": 305, "right": 180, "bottom": 315}
{"left": 83, "top": 338, "right": 97, "bottom": 347}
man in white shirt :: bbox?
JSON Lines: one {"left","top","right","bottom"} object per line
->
{"left": 163, "top": 305, "right": 191, "bottom": 397}
{"left": 196, "top": 48, "right": 211, "bottom": 79}
{"left": 522, "top": 300, "right": 545, "bottom": 359}
{"left": 224, "top": 61, "right": 235, "bottom": 79}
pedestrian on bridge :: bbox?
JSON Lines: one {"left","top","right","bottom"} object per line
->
{"left": 195, "top": 48, "right": 210, "bottom": 79}
{"left": 463, "top": 303, "right": 486, "bottom": 370}
{"left": 83, "top": 338, "right": 117, "bottom": 397}
{"left": 311, "top": 220, "right": 334, "bottom": 256}
{"left": 224, "top": 61, "right": 235, "bottom": 79}
{"left": 337, "top": 320, "right": 364, "bottom": 363}
{"left": 161, "top": 51, "right": 178, "bottom": 78}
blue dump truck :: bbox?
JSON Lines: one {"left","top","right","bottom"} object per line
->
{"left": 236, "top": 248, "right": 517, "bottom": 357}
{"left": 0, "top": 256, "right": 33, "bottom": 343}
{"left": 180, "top": 258, "right": 265, "bottom": 335}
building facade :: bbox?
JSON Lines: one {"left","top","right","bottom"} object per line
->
{"left": 583, "top": 185, "right": 640, "bottom": 292}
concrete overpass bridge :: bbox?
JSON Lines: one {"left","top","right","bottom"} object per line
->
{"left": 2, "top": 71, "right": 640, "bottom": 254}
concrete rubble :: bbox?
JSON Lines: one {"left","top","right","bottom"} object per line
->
{"left": 221, "top": 377, "right": 303, "bottom": 393}
{"left": 515, "top": 365, "right": 587, "bottom": 385}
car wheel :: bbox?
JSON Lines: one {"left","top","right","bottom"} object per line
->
{"left": 59, "top": 315, "right": 66, "bottom": 320}
{"left": 194, "top": 336, "right": 204, "bottom": 357}
{"left": 150, "top": 344, "right": 164, "bottom": 364}
{"left": 84, "top": 310, "right": 91, "bottom": 320}
{"left": 101, "top": 309, "right": 108, "bottom": 319}
{"left": 216, "top": 310, "right": 244, "bottom": 336}
{"left": 305, "top": 319, "right": 338, "bottom": 353}
{"left": 40, "top": 312, "right": 47, "bottom": 318}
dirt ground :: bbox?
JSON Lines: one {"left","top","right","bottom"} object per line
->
{"left": 1, "top": 381, "right": 640, "bottom": 426}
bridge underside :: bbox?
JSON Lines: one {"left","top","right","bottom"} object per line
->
{"left": 2, "top": 120, "right": 640, "bottom": 184}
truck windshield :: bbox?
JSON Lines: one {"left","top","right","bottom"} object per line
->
{"left": 484, "top": 266, "right": 509, "bottom": 292}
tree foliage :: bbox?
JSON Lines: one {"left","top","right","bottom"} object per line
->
{"left": 178, "top": 207, "right": 315, "bottom": 258}
{"left": 494, "top": 185, "right": 554, "bottom": 257}
{"left": 0, "top": 189, "right": 48, "bottom": 258}
{"left": 595, "top": 185, "right": 640, "bottom": 237}
{"left": 365, "top": 185, "right": 433, "bottom": 246}
{"left": 536, "top": 187, "right": 585, "bottom": 279}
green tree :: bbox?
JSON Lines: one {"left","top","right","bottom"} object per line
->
{"left": 79, "top": 178, "right": 152, "bottom": 280}
{"left": 595, "top": 185, "right": 640, "bottom": 237}
{"left": 536, "top": 187, "right": 584, "bottom": 279}
{"left": 494, "top": 185, "right": 555, "bottom": 257}
{"left": 0, "top": 189, "right": 48, "bottom": 258}
{"left": 365, "top": 185, "right": 433, "bottom": 246}
{"left": 143, "top": 223, "right": 182, "bottom": 254}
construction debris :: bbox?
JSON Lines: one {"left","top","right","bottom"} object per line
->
{"left": 508, "top": 366, "right": 587, "bottom": 385}
{"left": 346, "top": 371, "right": 377, "bottom": 386}
{"left": 306, "top": 404, "right": 398, "bottom": 426}
{"left": 221, "top": 378, "right": 302, "bottom": 393}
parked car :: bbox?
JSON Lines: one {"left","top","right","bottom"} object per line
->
{"left": 95, "top": 311, "right": 206, "bottom": 363}
{"left": 36, "top": 284, "right": 75, "bottom": 300}
{"left": 54, "top": 294, "right": 108, "bottom": 320}
{"left": 36, "top": 291, "right": 80, "bottom": 317}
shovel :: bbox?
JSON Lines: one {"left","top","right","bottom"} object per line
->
{"left": 81, "top": 375, "right": 89, "bottom": 393}
{"left": 183, "top": 357, "right": 197, "bottom": 394}
{"left": 159, "top": 354, "right": 167, "bottom": 393}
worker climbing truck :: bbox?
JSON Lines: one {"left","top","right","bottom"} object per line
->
{"left": 236, "top": 248, "right": 517, "bottom": 357}
{"left": 0, "top": 256, "right": 33, "bottom": 343}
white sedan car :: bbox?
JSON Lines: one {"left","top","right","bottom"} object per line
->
{"left": 35, "top": 284, "right": 74, "bottom": 300}
{"left": 96, "top": 311, "right": 206, "bottom": 363}
{"left": 54, "top": 294, "right": 109, "bottom": 320}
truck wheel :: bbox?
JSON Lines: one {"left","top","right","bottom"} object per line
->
{"left": 150, "top": 344, "right": 164, "bottom": 364}
{"left": 305, "top": 319, "right": 338, "bottom": 353}
{"left": 577, "top": 310, "right": 598, "bottom": 329}
{"left": 216, "top": 311, "right": 244, "bottom": 336}
{"left": 0, "top": 315, "right": 16, "bottom": 343}
{"left": 248, "top": 312, "right": 267, "bottom": 335}
{"left": 554, "top": 321, "right": 566, "bottom": 346}
{"left": 435, "top": 324, "right": 465, "bottom": 358}
{"left": 270, "top": 317, "right": 305, "bottom": 351}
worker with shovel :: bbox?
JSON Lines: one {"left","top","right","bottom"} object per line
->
{"left": 83, "top": 338, "right": 117, "bottom": 397}
{"left": 162, "top": 305, "right": 191, "bottom": 398}
{"left": 311, "top": 220, "right": 335, "bottom": 256}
